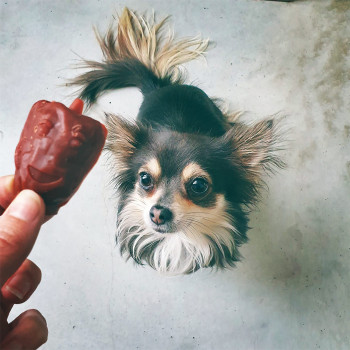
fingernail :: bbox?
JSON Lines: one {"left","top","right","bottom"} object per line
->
{"left": 7, "top": 190, "right": 42, "bottom": 222}
{"left": 5, "top": 274, "right": 31, "bottom": 300}
{"left": 4, "top": 175, "right": 14, "bottom": 191}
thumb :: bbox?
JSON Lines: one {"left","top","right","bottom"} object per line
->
{"left": 0, "top": 190, "right": 45, "bottom": 286}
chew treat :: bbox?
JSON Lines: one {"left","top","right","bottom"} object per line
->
{"left": 14, "top": 98, "right": 107, "bottom": 215}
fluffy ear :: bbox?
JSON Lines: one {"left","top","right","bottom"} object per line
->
{"left": 104, "top": 113, "right": 146, "bottom": 172}
{"left": 224, "top": 119, "right": 283, "bottom": 183}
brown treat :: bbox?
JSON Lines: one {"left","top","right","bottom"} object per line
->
{"left": 14, "top": 99, "right": 107, "bottom": 215}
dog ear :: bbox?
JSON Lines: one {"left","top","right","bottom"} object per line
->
{"left": 224, "top": 119, "right": 283, "bottom": 183}
{"left": 104, "top": 113, "right": 147, "bottom": 172}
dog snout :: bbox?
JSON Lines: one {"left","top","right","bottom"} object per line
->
{"left": 150, "top": 205, "right": 173, "bottom": 225}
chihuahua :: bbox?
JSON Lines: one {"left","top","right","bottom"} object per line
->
{"left": 71, "top": 8, "right": 283, "bottom": 274}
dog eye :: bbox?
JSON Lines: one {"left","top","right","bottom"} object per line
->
{"left": 139, "top": 172, "right": 154, "bottom": 190}
{"left": 189, "top": 178, "right": 209, "bottom": 195}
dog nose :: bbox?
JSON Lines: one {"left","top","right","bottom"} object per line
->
{"left": 149, "top": 205, "right": 173, "bottom": 225}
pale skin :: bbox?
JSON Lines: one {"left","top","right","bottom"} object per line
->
{"left": 0, "top": 175, "right": 48, "bottom": 349}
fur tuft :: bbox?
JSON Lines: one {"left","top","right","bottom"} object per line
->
{"left": 104, "top": 113, "right": 141, "bottom": 172}
{"left": 69, "top": 7, "right": 209, "bottom": 105}
{"left": 225, "top": 118, "right": 286, "bottom": 184}
{"left": 105, "top": 8, "right": 209, "bottom": 82}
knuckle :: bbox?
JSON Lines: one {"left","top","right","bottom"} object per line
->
{"left": 0, "top": 215, "right": 34, "bottom": 255}
{"left": 0, "top": 226, "right": 22, "bottom": 252}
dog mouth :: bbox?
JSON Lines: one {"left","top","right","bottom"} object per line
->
{"left": 150, "top": 222, "right": 177, "bottom": 234}
{"left": 28, "top": 165, "right": 62, "bottom": 184}
{"left": 152, "top": 226, "right": 169, "bottom": 234}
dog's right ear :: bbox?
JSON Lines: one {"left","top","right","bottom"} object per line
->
{"left": 223, "top": 119, "right": 284, "bottom": 184}
{"left": 104, "top": 113, "right": 147, "bottom": 172}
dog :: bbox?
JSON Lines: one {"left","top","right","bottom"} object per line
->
{"left": 70, "top": 8, "right": 283, "bottom": 275}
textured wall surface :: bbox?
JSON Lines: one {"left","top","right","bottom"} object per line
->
{"left": 0, "top": 1, "right": 349, "bottom": 349}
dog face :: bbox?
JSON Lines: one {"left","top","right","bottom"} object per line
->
{"left": 105, "top": 114, "right": 280, "bottom": 274}
{"left": 69, "top": 7, "right": 284, "bottom": 274}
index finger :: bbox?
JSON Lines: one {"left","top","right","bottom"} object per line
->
{"left": 0, "top": 175, "right": 16, "bottom": 215}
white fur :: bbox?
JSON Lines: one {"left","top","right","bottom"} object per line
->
{"left": 117, "top": 189, "right": 239, "bottom": 275}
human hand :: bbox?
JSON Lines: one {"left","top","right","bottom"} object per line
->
{"left": 0, "top": 175, "right": 48, "bottom": 349}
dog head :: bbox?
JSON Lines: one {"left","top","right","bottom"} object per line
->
{"left": 105, "top": 114, "right": 281, "bottom": 274}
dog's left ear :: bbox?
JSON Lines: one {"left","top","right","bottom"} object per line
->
{"left": 223, "top": 119, "right": 282, "bottom": 183}
{"left": 104, "top": 113, "right": 147, "bottom": 172}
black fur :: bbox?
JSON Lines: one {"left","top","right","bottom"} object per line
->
{"left": 70, "top": 10, "right": 283, "bottom": 274}
{"left": 75, "top": 59, "right": 172, "bottom": 105}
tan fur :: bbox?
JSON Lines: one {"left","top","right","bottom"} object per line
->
{"left": 226, "top": 119, "right": 283, "bottom": 183}
{"left": 181, "top": 162, "right": 211, "bottom": 185}
{"left": 118, "top": 187, "right": 237, "bottom": 274}
{"left": 104, "top": 114, "right": 138, "bottom": 172}
{"left": 94, "top": 7, "right": 209, "bottom": 83}
{"left": 139, "top": 158, "right": 162, "bottom": 182}
{"left": 172, "top": 193, "right": 237, "bottom": 251}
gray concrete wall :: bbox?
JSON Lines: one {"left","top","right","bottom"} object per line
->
{"left": 1, "top": 1, "right": 349, "bottom": 349}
